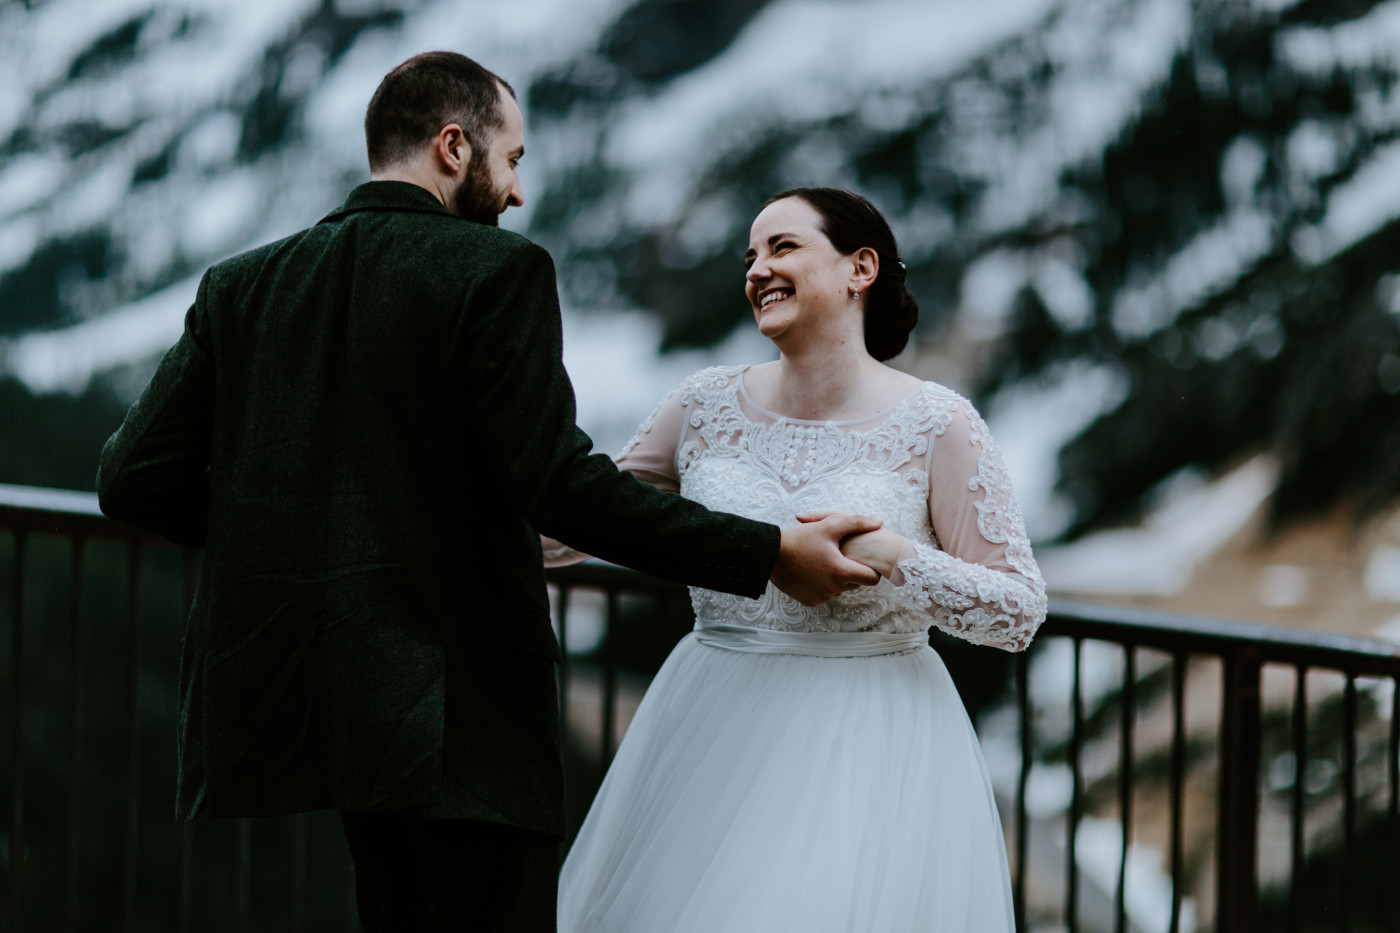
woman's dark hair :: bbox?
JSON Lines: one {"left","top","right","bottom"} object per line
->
{"left": 763, "top": 187, "right": 918, "bottom": 361}
{"left": 364, "top": 51, "right": 516, "bottom": 172}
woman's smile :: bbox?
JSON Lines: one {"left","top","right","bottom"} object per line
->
{"left": 758, "top": 287, "right": 794, "bottom": 311}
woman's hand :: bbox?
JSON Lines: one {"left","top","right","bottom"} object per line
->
{"left": 837, "top": 528, "right": 905, "bottom": 579}
{"left": 796, "top": 513, "right": 904, "bottom": 580}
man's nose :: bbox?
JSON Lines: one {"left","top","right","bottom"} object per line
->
{"left": 508, "top": 177, "right": 525, "bottom": 209}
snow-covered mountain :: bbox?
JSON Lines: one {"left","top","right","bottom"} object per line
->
{"left": 2, "top": 0, "right": 1399, "bottom": 553}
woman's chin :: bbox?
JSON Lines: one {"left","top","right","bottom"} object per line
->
{"left": 755, "top": 312, "right": 792, "bottom": 341}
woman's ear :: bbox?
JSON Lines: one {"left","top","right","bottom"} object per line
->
{"left": 850, "top": 247, "right": 879, "bottom": 294}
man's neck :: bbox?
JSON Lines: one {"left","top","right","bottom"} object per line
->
{"left": 371, "top": 166, "right": 455, "bottom": 214}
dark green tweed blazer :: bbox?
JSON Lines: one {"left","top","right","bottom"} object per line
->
{"left": 97, "top": 181, "right": 780, "bottom": 836}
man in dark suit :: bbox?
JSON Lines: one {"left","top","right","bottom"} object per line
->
{"left": 97, "top": 51, "right": 879, "bottom": 931}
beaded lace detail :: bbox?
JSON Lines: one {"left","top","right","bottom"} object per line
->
{"left": 674, "top": 366, "right": 1045, "bottom": 650}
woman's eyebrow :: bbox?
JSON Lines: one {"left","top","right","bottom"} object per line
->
{"left": 746, "top": 232, "right": 801, "bottom": 260}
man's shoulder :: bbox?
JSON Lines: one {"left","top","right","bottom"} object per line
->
{"left": 330, "top": 201, "right": 551, "bottom": 271}
{"left": 200, "top": 209, "right": 552, "bottom": 298}
{"left": 426, "top": 217, "right": 549, "bottom": 266}
{"left": 205, "top": 228, "right": 310, "bottom": 281}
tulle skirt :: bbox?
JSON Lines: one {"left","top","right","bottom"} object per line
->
{"left": 557, "top": 628, "right": 1016, "bottom": 932}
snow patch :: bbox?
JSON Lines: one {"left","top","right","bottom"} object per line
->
{"left": 1259, "top": 563, "right": 1310, "bottom": 608}
{"left": 0, "top": 154, "right": 67, "bottom": 218}
{"left": 3, "top": 273, "right": 199, "bottom": 394}
{"left": 984, "top": 362, "right": 1131, "bottom": 542}
{"left": 179, "top": 167, "right": 263, "bottom": 257}
{"left": 562, "top": 305, "right": 775, "bottom": 456}
{"left": 1376, "top": 614, "right": 1400, "bottom": 643}
{"left": 1364, "top": 546, "right": 1400, "bottom": 602}
{"left": 1221, "top": 135, "right": 1267, "bottom": 209}
{"left": 958, "top": 245, "right": 1095, "bottom": 336}
{"left": 1034, "top": 255, "right": 1096, "bottom": 330}
{"left": 1276, "top": 1, "right": 1400, "bottom": 78}
{"left": 960, "top": 248, "right": 1030, "bottom": 339}
{"left": 178, "top": 111, "right": 244, "bottom": 173}
{"left": 604, "top": 0, "right": 1058, "bottom": 226}
{"left": 0, "top": 216, "right": 40, "bottom": 279}
{"left": 1285, "top": 119, "right": 1347, "bottom": 186}
{"left": 1291, "top": 138, "right": 1400, "bottom": 264}
{"left": 1036, "top": 455, "right": 1279, "bottom": 596}
{"left": 1112, "top": 209, "right": 1274, "bottom": 339}
{"left": 971, "top": 0, "right": 1192, "bottom": 234}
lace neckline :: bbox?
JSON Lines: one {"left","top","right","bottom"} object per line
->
{"left": 736, "top": 365, "right": 925, "bottom": 428}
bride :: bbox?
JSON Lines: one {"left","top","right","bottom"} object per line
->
{"left": 550, "top": 188, "right": 1046, "bottom": 931}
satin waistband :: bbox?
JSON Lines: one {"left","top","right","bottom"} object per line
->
{"left": 693, "top": 623, "right": 929, "bottom": 658}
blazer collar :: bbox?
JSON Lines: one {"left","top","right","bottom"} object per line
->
{"left": 320, "top": 181, "right": 457, "bottom": 224}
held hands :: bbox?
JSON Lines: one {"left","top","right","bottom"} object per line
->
{"left": 769, "top": 512, "right": 885, "bottom": 607}
{"left": 832, "top": 526, "right": 905, "bottom": 579}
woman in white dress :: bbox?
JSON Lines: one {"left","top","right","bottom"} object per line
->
{"left": 551, "top": 188, "right": 1046, "bottom": 932}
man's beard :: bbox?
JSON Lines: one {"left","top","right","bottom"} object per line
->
{"left": 453, "top": 156, "right": 505, "bottom": 226}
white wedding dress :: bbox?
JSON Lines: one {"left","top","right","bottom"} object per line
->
{"left": 552, "top": 365, "right": 1046, "bottom": 932}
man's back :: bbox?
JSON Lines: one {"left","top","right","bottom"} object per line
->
{"left": 103, "top": 182, "right": 557, "bottom": 827}
{"left": 99, "top": 181, "right": 780, "bottom": 835}
{"left": 201, "top": 183, "right": 553, "bottom": 622}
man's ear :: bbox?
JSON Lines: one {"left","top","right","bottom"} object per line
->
{"left": 434, "top": 124, "right": 471, "bottom": 175}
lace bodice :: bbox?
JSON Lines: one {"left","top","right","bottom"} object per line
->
{"left": 549, "top": 365, "right": 1046, "bottom": 652}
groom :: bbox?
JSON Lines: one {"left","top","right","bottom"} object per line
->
{"left": 96, "top": 51, "right": 880, "bottom": 931}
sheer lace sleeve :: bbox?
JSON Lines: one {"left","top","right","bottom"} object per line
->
{"left": 886, "top": 399, "right": 1046, "bottom": 652}
{"left": 541, "top": 384, "right": 688, "bottom": 566}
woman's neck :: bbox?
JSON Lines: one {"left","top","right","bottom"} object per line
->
{"left": 751, "top": 338, "right": 892, "bottom": 422}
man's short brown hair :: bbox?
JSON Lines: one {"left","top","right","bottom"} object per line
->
{"left": 364, "top": 51, "right": 516, "bottom": 172}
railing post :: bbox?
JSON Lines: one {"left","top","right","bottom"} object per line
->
{"left": 122, "top": 541, "right": 143, "bottom": 933}
{"left": 1217, "top": 646, "right": 1262, "bottom": 933}
{"left": 1340, "top": 675, "right": 1357, "bottom": 933}
{"left": 1014, "top": 649, "right": 1029, "bottom": 933}
{"left": 556, "top": 585, "right": 571, "bottom": 737}
{"left": 9, "top": 530, "right": 27, "bottom": 933}
{"left": 179, "top": 549, "right": 197, "bottom": 933}
{"left": 1067, "top": 637, "right": 1083, "bottom": 932}
{"left": 1169, "top": 651, "right": 1187, "bottom": 933}
{"left": 65, "top": 536, "right": 86, "bottom": 933}
{"left": 601, "top": 590, "right": 619, "bottom": 767}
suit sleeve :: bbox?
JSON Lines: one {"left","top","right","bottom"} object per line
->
{"left": 96, "top": 270, "right": 216, "bottom": 546}
{"left": 540, "top": 381, "right": 687, "bottom": 566}
{"left": 461, "top": 242, "right": 779, "bottom": 597}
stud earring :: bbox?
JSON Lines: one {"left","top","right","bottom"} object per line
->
{"left": 851, "top": 289, "right": 860, "bottom": 299}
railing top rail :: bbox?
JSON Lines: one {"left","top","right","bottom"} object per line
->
{"left": 554, "top": 570, "right": 1400, "bottom": 678}
{"left": 2, "top": 482, "right": 1396, "bottom": 676}
{"left": 0, "top": 482, "right": 102, "bottom": 517}
{"left": 544, "top": 561, "right": 691, "bottom": 597}
{"left": 1046, "top": 599, "right": 1400, "bottom": 678}
{"left": 0, "top": 482, "right": 157, "bottom": 543}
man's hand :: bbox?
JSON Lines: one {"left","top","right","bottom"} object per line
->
{"left": 769, "top": 512, "right": 884, "bottom": 607}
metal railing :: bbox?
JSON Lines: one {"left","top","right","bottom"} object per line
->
{"left": 3, "top": 482, "right": 1399, "bottom": 932}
